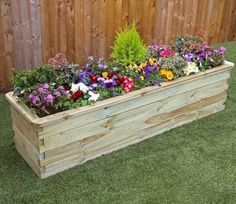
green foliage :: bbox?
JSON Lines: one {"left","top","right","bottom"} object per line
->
{"left": 111, "top": 24, "right": 148, "bottom": 66}
{"left": 55, "top": 64, "right": 79, "bottom": 86}
{"left": 97, "top": 87, "right": 124, "bottom": 100}
{"left": 11, "top": 65, "right": 56, "bottom": 91}
{"left": 160, "top": 56, "right": 187, "bottom": 77}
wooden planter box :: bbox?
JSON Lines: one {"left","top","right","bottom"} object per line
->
{"left": 6, "top": 61, "right": 234, "bottom": 178}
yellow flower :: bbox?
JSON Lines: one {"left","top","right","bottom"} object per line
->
{"left": 139, "top": 62, "right": 147, "bottom": 69}
{"left": 140, "top": 76, "right": 144, "bottom": 81}
{"left": 102, "top": 72, "right": 108, "bottom": 79}
{"left": 166, "top": 71, "right": 174, "bottom": 80}
{"left": 128, "top": 64, "right": 133, "bottom": 69}
{"left": 160, "top": 69, "right": 167, "bottom": 76}
{"left": 133, "top": 64, "right": 138, "bottom": 69}
{"left": 149, "top": 58, "right": 155, "bottom": 66}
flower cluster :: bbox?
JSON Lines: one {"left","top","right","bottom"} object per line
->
{"left": 182, "top": 45, "right": 225, "bottom": 70}
{"left": 160, "top": 69, "right": 174, "bottom": 80}
{"left": 13, "top": 30, "right": 226, "bottom": 117}
{"left": 48, "top": 53, "right": 69, "bottom": 70}
{"left": 183, "top": 62, "right": 199, "bottom": 76}
{"left": 23, "top": 83, "right": 69, "bottom": 117}
{"left": 148, "top": 45, "right": 169, "bottom": 58}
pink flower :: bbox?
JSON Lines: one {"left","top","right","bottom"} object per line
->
{"left": 122, "top": 77, "right": 134, "bottom": 93}
{"left": 160, "top": 50, "right": 176, "bottom": 58}
{"left": 44, "top": 94, "right": 54, "bottom": 103}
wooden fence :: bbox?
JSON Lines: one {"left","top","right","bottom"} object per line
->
{"left": 0, "top": 0, "right": 236, "bottom": 91}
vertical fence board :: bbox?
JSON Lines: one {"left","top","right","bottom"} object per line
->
{"left": 0, "top": 0, "right": 236, "bottom": 92}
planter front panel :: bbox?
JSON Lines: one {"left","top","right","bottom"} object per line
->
{"left": 6, "top": 62, "right": 234, "bottom": 178}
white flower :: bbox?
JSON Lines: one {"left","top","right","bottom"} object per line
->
{"left": 78, "top": 82, "right": 89, "bottom": 93}
{"left": 88, "top": 91, "right": 99, "bottom": 102}
{"left": 70, "top": 83, "right": 80, "bottom": 93}
{"left": 183, "top": 62, "right": 199, "bottom": 76}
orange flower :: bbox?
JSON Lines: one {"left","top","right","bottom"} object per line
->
{"left": 166, "top": 71, "right": 174, "bottom": 80}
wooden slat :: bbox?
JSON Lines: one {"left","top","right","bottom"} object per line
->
{"left": 43, "top": 96, "right": 226, "bottom": 177}
{"left": 39, "top": 79, "right": 229, "bottom": 152}
{"left": 1, "top": 0, "right": 236, "bottom": 91}
{"left": 41, "top": 90, "right": 227, "bottom": 166}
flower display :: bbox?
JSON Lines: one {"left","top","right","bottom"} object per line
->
{"left": 22, "top": 83, "right": 69, "bottom": 117}
{"left": 183, "top": 62, "right": 199, "bottom": 76}
{"left": 12, "top": 31, "right": 226, "bottom": 117}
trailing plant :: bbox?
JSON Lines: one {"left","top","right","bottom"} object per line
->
{"left": 111, "top": 24, "right": 148, "bottom": 66}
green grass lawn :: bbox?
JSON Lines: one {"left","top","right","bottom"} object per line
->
{"left": 0, "top": 41, "right": 236, "bottom": 204}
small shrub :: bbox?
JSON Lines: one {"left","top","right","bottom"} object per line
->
{"left": 111, "top": 24, "right": 147, "bottom": 66}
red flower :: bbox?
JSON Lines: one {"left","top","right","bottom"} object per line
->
{"left": 89, "top": 75, "right": 98, "bottom": 83}
{"left": 107, "top": 72, "right": 117, "bottom": 79}
{"left": 116, "top": 76, "right": 126, "bottom": 86}
{"left": 63, "top": 86, "right": 70, "bottom": 91}
{"left": 122, "top": 77, "right": 134, "bottom": 93}
{"left": 160, "top": 50, "right": 176, "bottom": 58}
{"left": 71, "top": 90, "right": 84, "bottom": 102}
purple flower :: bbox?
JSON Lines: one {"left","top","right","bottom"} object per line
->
{"left": 54, "top": 91, "right": 61, "bottom": 97}
{"left": 219, "top": 46, "right": 226, "bottom": 55}
{"left": 57, "top": 86, "right": 65, "bottom": 91}
{"left": 32, "top": 96, "right": 40, "bottom": 104}
{"left": 28, "top": 93, "right": 34, "bottom": 100}
{"left": 44, "top": 94, "right": 54, "bottom": 103}
{"left": 42, "top": 83, "right": 49, "bottom": 89}
{"left": 145, "top": 73, "right": 151, "bottom": 79}
{"left": 104, "top": 79, "right": 115, "bottom": 88}
{"left": 37, "top": 87, "right": 45, "bottom": 94}
{"left": 184, "top": 54, "right": 194, "bottom": 62}
{"left": 98, "top": 63, "right": 104, "bottom": 69}
{"left": 136, "top": 75, "right": 141, "bottom": 80}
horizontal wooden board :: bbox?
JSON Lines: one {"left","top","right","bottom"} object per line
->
{"left": 11, "top": 107, "right": 40, "bottom": 149}
{"left": 43, "top": 97, "right": 226, "bottom": 177}
{"left": 40, "top": 78, "right": 228, "bottom": 153}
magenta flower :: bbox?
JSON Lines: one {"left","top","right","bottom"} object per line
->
{"left": 28, "top": 93, "right": 34, "bottom": 100}
{"left": 42, "top": 83, "right": 49, "bottom": 89}
{"left": 37, "top": 87, "right": 45, "bottom": 94}
{"left": 54, "top": 91, "right": 61, "bottom": 97}
{"left": 45, "top": 94, "right": 54, "bottom": 103}
{"left": 32, "top": 96, "right": 40, "bottom": 104}
{"left": 57, "top": 86, "right": 65, "bottom": 91}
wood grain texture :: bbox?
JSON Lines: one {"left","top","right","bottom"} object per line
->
{"left": 1, "top": 0, "right": 236, "bottom": 91}
{"left": 5, "top": 63, "right": 234, "bottom": 178}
